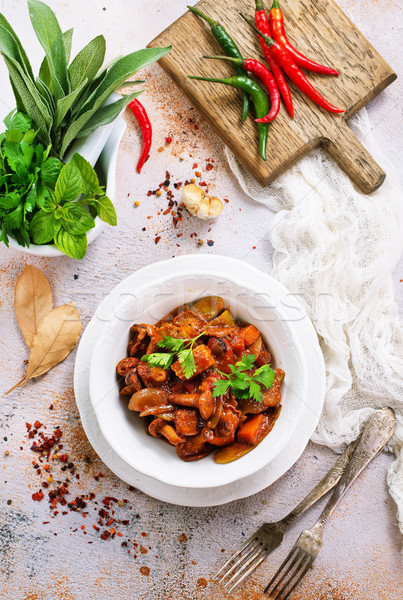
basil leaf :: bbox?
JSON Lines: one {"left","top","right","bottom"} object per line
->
{"left": 30, "top": 209, "right": 59, "bottom": 244}
{"left": 41, "top": 157, "right": 63, "bottom": 189}
{"left": 70, "top": 153, "right": 101, "bottom": 195}
{"left": 42, "top": 190, "right": 58, "bottom": 212}
{"left": 55, "top": 162, "right": 82, "bottom": 202}
{"left": 87, "top": 195, "right": 117, "bottom": 226}
{"left": 61, "top": 203, "right": 95, "bottom": 235}
{"left": 54, "top": 227, "right": 87, "bottom": 260}
{"left": 68, "top": 35, "right": 106, "bottom": 91}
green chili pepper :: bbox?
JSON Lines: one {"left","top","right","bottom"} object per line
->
{"left": 188, "top": 75, "right": 269, "bottom": 161}
{"left": 187, "top": 5, "right": 250, "bottom": 122}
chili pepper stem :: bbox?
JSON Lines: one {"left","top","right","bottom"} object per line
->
{"left": 272, "top": 0, "right": 280, "bottom": 8}
{"left": 187, "top": 5, "right": 217, "bottom": 27}
{"left": 203, "top": 55, "right": 243, "bottom": 67}
{"left": 188, "top": 75, "right": 232, "bottom": 85}
{"left": 240, "top": 12, "right": 274, "bottom": 45}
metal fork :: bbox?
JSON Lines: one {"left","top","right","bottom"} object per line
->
{"left": 264, "top": 407, "right": 396, "bottom": 599}
{"left": 214, "top": 438, "right": 359, "bottom": 593}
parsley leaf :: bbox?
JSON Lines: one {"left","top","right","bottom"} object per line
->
{"left": 178, "top": 348, "right": 196, "bottom": 380}
{"left": 158, "top": 336, "right": 186, "bottom": 353}
{"left": 253, "top": 365, "right": 275, "bottom": 389}
{"left": 212, "top": 379, "right": 231, "bottom": 398}
{"left": 141, "top": 352, "right": 174, "bottom": 369}
{"left": 213, "top": 354, "right": 275, "bottom": 403}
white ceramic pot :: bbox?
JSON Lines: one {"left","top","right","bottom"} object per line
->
{"left": 5, "top": 97, "right": 126, "bottom": 258}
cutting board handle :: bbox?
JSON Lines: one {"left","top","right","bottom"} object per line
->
{"left": 324, "top": 124, "right": 385, "bottom": 194}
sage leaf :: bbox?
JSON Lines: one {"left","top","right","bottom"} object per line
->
{"left": 63, "top": 28, "right": 73, "bottom": 64}
{"left": 2, "top": 54, "right": 51, "bottom": 145}
{"left": 30, "top": 209, "right": 60, "bottom": 244}
{"left": 54, "top": 78, "right": 88, "bottom": 129}
{"left": 0, "top": 24, "right": 30, "bottom": 74}
{"left": 54, "top": 227, "right": 87, "bottom": 260}
{"left": 78, "top": 47, "right": 171, "bottom": 117}
{"left": 69, "top": 35, "right": 106, "bottom": 91}
{"left": 0, "top": 14, "right": 34, "bottom": 79}
{"left": 75, "top": 91, "right": 141, "bottom": 140}
{"left": 55, "top": 162, "right": 82, "bottom": 202}
{"left": 14, "top": 265, "right": 53, "bottom": 347}
{"left": 28, "top": 0, "right": 69, "bottom": 95}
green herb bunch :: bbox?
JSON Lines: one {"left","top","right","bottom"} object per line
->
{"left": 142, "top": 332, "right": 207, "bottom": 379}
{"left": 0, "top": 0, "right": 170, "bottom": 158}
{"left": 142, "top": 332, "right": 276, "bottom": 402}
{"left": 0, "top": 111, "right": 116, "bottom": 258}
{"left": 212, "top": 354, "right": 275, "bottom": 403}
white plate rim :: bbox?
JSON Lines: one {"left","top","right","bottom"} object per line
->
{"left": 74, "top": 255, "right": 326, "bottom": 506}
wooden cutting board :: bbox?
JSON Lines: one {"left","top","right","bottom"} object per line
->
{"left": 148, "top": 0, "right": 396, "bottom": 193}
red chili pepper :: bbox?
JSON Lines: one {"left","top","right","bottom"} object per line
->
{"left": 242, "top": 14, "right": 344, "bottom": 114}
{"left": 269, "top": 0, "right": 339, "bottom": 76}
{"left": 255, "top": 0, "right": 294, "bottom": 118}
{"left": 204, "top": 55, "right": 280, "bottom": 123}
{"left": 128, "top": 99, "right": 152, "bottom": 174}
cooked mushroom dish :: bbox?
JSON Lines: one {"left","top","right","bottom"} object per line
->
{"left": 116, "top": 296, "right": 285, "bottom": 463}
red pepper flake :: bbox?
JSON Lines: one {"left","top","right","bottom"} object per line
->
{"left": 34, "top": 421, "right": 42, "bottom": 429}
{"left": 252, "top": 246, "right": 256, "bottom": 249}
{"left": 140, "top": 566, "right": 150, "bottom": 577}
{"left": 192, "top": 163, "right": 198, "bottom": 169}
{"left": 141, "top": 532, "right": 147, "bottom": 537}
{"left": 155, "top": 236, "right": 161, "bottom": 245}
{"left": 165, "top": 136, "right": 172, "bottom": 144}
{"left": 100, "top": 530, "right": 111, "bottom": 541}
{"left": 32, "top": 490, "right": 44, "bottom": 502}
{"left": 140, "top": 546, "right": 148, "bottom": 554}
{"left": 178, "top": 533, "right": 188, "bottom": 543}
{"left": 195, "top": 171, "right": 201, "bottom": 178}
{"left": 26, "top": 423, "right": 32, "bottom": 431}
{"left": 197, "top": 578, "right": 207, "bottom": 588}
{"left": 206, "top": 163, "right": 214, "bottom": 171}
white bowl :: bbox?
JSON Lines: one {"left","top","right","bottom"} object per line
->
{"left": 89, "top": 270, "right": 312, "bottom": 489}
{"left": 5, "top": 104, "right": 126, "bottom": 258}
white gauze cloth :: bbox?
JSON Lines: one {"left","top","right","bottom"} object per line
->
{"left": 225, "top": 108, "right": 403, "bottom": 532}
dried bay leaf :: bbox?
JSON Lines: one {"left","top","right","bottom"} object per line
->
{"left": 14, "top": 265, "right": 53, "bottom": 347}
{"left": 7, "top": 303, "right": 82, "bottom": 393}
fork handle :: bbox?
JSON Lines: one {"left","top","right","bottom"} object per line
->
{"left": 313, "top": 408, "right": 396, "bottom": 530}
{"left": 281, "top": 438, "right": 359, "bottom": 528}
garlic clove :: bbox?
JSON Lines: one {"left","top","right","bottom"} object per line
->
{"left": 182, "top": 184, "right": 223, "bottom": 220}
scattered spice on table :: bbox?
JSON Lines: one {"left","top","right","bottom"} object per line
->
{"left": 25, "top": 421, "right": 153, "bottom": 558}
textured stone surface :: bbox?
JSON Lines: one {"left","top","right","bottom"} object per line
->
{"left": 0, "top": 1, "right": 401, "bottom": 599}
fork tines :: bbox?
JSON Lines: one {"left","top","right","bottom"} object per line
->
{"left": 215, "top": 527, "right": 269, "bottom": 593}
{"left": 264, "top": 548, "right": 314, "bottom": 599}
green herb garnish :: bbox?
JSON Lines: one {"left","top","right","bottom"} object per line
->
{"left": 212, "top": 354, "right": 275, "bottom": 403}
{"left": 141, "top": 331, "right": 206, "bottom": 379}
{"left": 0, "top": 112, "right": 116, "bottom": 258}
